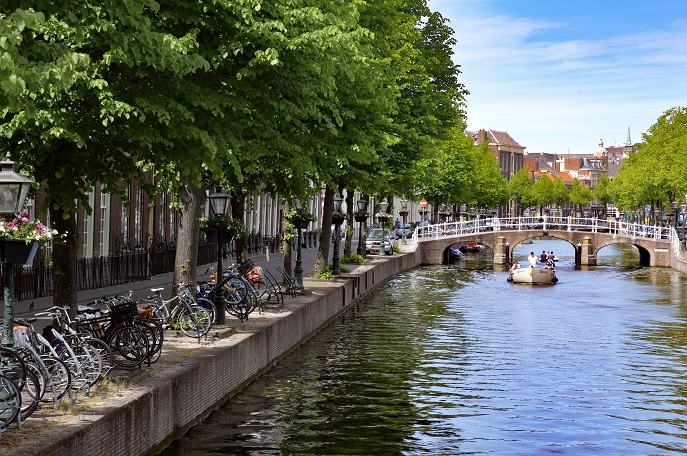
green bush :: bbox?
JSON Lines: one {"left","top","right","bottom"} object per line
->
{"left": 341, "top": 254, "right": 365, "bottom": 264}
{"left": 316, "top": 263, "right": 348, "bottom": 280}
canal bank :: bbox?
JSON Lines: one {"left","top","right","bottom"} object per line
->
{"left": 1, "top": 249, "right": 422, "bottom": 456}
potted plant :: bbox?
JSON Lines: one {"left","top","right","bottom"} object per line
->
{"left": 286, "top": 207, "right": 317, "bottom": 230}
{"left": 331, "top": 209, "right": 347, "bottom": 225}
{"left": 0, "top": 213, "right": 59, "bottom": 264}
{"left": 353, "top": 208, "right": 369, "bottom": 223}
{"left": 199, "top": 215, "right": 247, "bottom": 243}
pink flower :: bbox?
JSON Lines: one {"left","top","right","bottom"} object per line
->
{"left": 7, "top": 221, "right": 15, "bottom": 230}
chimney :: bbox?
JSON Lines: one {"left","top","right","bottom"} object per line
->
{"left": 477, "top": 129, "right": 488, "bottom": 145}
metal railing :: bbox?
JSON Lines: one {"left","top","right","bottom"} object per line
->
{"left": 410, "top": 216, "right": 675, "bottom": 247}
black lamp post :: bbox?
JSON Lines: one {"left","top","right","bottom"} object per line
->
{"left": 377, "top": 200, "right": 389, "bottom": 256}
{"left": 0, "top": 153, "right": 34, "bottom": 346}
{"left": 399, "top": 199, "right": 408, "bottom": 245}
{"left": 505, "top": 241, "right": 510, "bottom": 264}
{"left": 208, "top": 187, "right": 231, "bottom": 325}
{"left": 332, "top": 194, "right": 344, "bottom": 275}
{"left": 672, "top": 200, "right": 679, "bottom": 230}
{"left": 681, "top": 203, "right": 687, "bottom": 251}
{"left": 356, "top": 198, "right": 368, "bottom": 256}
{"left": 293, "top": 198, "right": 305, "bottom": 290}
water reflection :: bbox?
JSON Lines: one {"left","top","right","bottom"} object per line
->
{"left": 160, "top": 242, "right": 687, "bottom": 455}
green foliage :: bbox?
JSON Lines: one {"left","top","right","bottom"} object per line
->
{"left": 316, "top": 263, "right": 348, "bottom": 280}
{"left": 0, "top": 212, "right": 59, "bottom": 244}
{"left": 507, "top": 167, "right": 535, "bottom": 209}
{"left": 341, "top": 254, "right": 365, "bottom": 264}
{"left": 199, "top": 216, "right": 248, "bottom": 240}
{"left": 285, "top": 207, "right": 317, "bottom": 223}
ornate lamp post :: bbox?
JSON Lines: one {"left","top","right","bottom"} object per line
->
{"left": 293, "top": 198, "right": 305, "bottom": 290}
{"left": 399, "top": 199, "right": 409, "bottom": 245}
{"left": 0, "top": 153, "right": 34, "bottom": 346}
{"left": 331, "top": 194, "right": 344, "bottom": 275}
{"left": 208, "top": 187, "right": 231, "bottom": 325}
{"left": 355, "top": 198, "right": 368, "bottom": 257}
{"left": 377, "top": 200, "right": 389, "bottom": 256}
{"left": 681, "top": 203, "right": 687, "bottom": 251}
{"left": 672, "top": 200, "right": 679, "bottom": 230}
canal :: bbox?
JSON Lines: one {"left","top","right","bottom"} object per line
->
{"left": 160, "top": 240, "right": 687, "bottom": 455}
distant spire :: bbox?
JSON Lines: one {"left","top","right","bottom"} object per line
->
{"left": 626, "top": 126, "right": 631, "bottom": 146}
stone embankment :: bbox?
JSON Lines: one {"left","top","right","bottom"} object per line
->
{"left": 0, "top": 249, "right": 421, "bottom": 456}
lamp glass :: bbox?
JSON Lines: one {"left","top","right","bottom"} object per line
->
{"left": 357, "top": 199, "right": 368, "bottom": 212}
{"left": 0, "top": 155, "right": 34, "bottom": 215}
{"left": 672, "top": 200, "right": 679, "bottom": 210}
{"left": 334, "top": 195, "right": 344, "bottom": 212}
{"left": 208, "top": 189, "right": 231, "bottom": 217}
{"left": 379, "top": 200, "right": 388, "bottom": 213}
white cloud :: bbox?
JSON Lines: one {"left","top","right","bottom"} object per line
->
{"left": 430, "top": 2, "right": 687, "bottom": 154}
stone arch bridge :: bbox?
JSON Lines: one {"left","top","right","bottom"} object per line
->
{"left": 411, "top": 217, "right": 674, "bottom": 267}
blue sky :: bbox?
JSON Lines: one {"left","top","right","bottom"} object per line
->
{"left": 428, "top": 0, "right": 687, "bottom": 154}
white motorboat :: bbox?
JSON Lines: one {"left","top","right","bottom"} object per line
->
{"left": 508, "top": 266, "right": 558, "bottom": 284}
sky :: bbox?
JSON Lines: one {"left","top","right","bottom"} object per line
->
{"left": 427, "top": 0, "right": 687, "bottom": 154}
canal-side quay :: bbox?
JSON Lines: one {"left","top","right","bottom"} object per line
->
{"left": 1, "top": 249, "right": 422, "bottom": 456}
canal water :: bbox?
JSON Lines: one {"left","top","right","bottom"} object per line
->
{"left": 160, "top": 240, "right": 687, "bottom": 455}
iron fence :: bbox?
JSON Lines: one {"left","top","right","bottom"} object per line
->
{"left": 1, "top": 233, "right": 294, "bottom": 302}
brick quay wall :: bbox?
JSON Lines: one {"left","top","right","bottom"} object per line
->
{"left": 5, "top": 249, "right": 422, "bottom": 456}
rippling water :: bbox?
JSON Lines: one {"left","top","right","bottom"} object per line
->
{"left": 160, "top": 241, "right": 687, "bottom": 455}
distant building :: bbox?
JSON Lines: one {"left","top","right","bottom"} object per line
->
{"left": 466, "top": 129, "right": 525, "bottom": 216}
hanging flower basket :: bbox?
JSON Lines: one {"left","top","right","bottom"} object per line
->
{"left": 202, "top": 229, "right": 234, "bottom": 244}
{"left": 331, "top": 210, "right": 347, "bottom": 226}
{"left": 292, "top": 220, "right": 310, "bottom": 230}
{"left": 398, "top": 210, "right": 409, "bottom": 217}
{"left": 1, "top": 239, "right": 38, "bottom": 264}
{"left": 286, "top": 207, "right": 316, "bottom": 231}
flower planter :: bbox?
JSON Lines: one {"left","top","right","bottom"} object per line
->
{"left": 331, "top": 216, "right": 345, "bottom": 225}
{"left": 202, "top": 230, "right": 234, "bottom": 244}
{"left": 354, "top": 215, "right": 368, "bottom": 223}
{"left": 289, "top": 220, "right": 310, "bottom": 230}
{"left": 1, "top": 239, "right": 38, "bottom": 264}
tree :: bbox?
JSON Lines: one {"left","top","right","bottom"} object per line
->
{"left": 593, "top": 174, "right": 612, "bottom": 216}
{"left": 507, "top": 167, "right": 535, "bottom": 212}
{"left": 569, "top": 178, "right": 592, "bottom": 217}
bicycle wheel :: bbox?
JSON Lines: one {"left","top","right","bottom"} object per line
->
{"left": 0, "top": 347, "right": 27, "bottom": 390}
{"left": 20, "top": 369, "right": 41, "bottom": 422}
{"left": 133, "top": 322, "right": 160, "bottom": 364}
{"left": 140, "top": 320, "right": 164, "bottom": 364}
{"left": 176, "top": 306, "right": 211, "bottom": 338}
{"left": 226, "top": 286, "right": 258, "bottom": 322}
{"left": 194, "top": 297, "right": 217, "bottom": 325}
{"left": 219, "top": 276, "right": 248, "bottom": 305}
{"left": 109, "top": 326, "right": 150, "bottom": 368}
{"left": 0, "top": 373, "right": 21, "bottom": 430}
{"left": 84, "top": 337, "right": 114, "bottom": 377}
{"left": 40, "top": 355, "right": 72, "bottom": 403}
{"left": 250, "top": 279, "right": 270, "bottom": 302}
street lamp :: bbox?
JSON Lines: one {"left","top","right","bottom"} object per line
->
{"left": 332, "top": 194, "right": 344, "bottom": 275}
{"left": 681, "top": 203, "right": 687, "bottom": 251}
{"left": 672, "top": 200, "right": 679, "bottom": 230}
{"left": 293, "top": 198, "right": 305, "bottom": 290}
{"left": 208, "top": 187, "right": 231, "bottom": 325}
{"left": 355, "top": 198, "right": 368, "bottom": 256}
{"left": 0, "top": 153, "right": 34, "bottom": 346}
{"left": 399, "top": 199, "right": 409, "bottom": 245}
{"left": 377, "top": 199, "right": 389, "bottom": 256}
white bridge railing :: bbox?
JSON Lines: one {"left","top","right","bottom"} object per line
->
{"left": 410, "top": 216, "right": 678, "bottom": 252}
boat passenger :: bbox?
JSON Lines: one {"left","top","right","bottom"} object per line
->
{"left": 545, "top": 259, "right": 554, "bottom": 270}
{"left": 510, "top": 261, "right": 520, "bottom": 273}
{"left": 540, "top": 250, "right": 547, "bottom": 262}
{"left": 547, "top": 251, "right": 556, "bottom": 261}
{"left": 527, "top": 252, "right": 538, "bottom": 267}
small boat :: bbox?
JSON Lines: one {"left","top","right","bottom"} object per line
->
{"left": 459, "top": 241, "right": 484, "bottom": 253}
{"left": 508, "top": 267, "right": 558, "bottom": 284}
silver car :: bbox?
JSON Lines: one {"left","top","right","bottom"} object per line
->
{"left": 365, "top": 228, "right": 394, "bottom": 255}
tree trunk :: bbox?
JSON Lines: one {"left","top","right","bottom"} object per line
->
{"left": 172, "top": 177, "right": 204, "bottom": 297}
{"left": 315, "top": 186, "right": 334, "bottom": 274}
{"left": 343, "top": 190, "right": 353, "bottom": 257}
{"left": 51, "top": 209, "right": 79, "bottom": 318}
{"left": 232, "top": 191, "right": 247, "bottom": 264}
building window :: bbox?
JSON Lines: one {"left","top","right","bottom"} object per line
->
{"left": 82, "top": 191, "right": 95, "bottom": 258}
{"left": 100, "top": 192, "right": 110, "bottom": 256}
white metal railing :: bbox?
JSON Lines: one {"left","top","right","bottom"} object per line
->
{"left": 409, "top": 216, "right": 675, "bottom": 248}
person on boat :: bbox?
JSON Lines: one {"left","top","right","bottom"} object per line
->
{"left": 539, "top": 250, "right": 547, "bottom": 262}
{"left": 547, "top": 251, "right": 556, "bottom": 261}
{"left": 545, "top": 259, "right": 554, "bottom": 270}
{"left": 510, "top": 261, "right": 520, "bottom": 273}
{"left": 527, "top": 252, "right": 538, "bottom": 267}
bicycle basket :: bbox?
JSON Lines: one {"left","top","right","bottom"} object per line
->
{"left": 110, "top": 300, "right": 138, "bottom": 322}
{"left": 237, "top": 259, "right": 256, "bottom": 276}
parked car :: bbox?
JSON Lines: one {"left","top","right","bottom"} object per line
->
{"left": 394, "top": 223, "right": 413, "bottom": 238}
{"left": 365, "top": 228, "right": 394, "bottom": 255}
